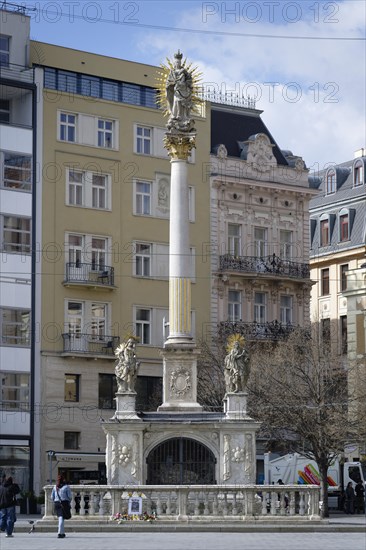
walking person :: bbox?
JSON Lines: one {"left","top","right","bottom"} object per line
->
{"left": 355, "top": 480, "right": 365, "bottom": 514}
{"left": 51, "top": 474, "right": 72, "bottom": 538}
{"left": 0, "top": 476, "right": 20, "bottom": 537}
{"left": 345, "top": 481, "right": 355, "bottom": 514}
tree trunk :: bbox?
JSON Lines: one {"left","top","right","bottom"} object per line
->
{"left": 319, "top": 462, "right": 329, "bottom": 518}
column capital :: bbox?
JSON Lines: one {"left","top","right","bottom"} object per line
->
{"left": 164, "top": 132, "right": 196, "bottom": 160}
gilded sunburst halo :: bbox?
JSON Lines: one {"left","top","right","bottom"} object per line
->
{"left": 226, "top": 333, "right": 246, "bottom": 352}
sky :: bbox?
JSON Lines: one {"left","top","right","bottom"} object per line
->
{"left": 22, "top": 0, "right": 366, "bottom": 171}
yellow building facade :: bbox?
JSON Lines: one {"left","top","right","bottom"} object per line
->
{"left": 30, "top": 42, "right": 211, "bottom": 486}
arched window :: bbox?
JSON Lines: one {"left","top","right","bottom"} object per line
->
{"left": 326, "top": 169, "right": 336, "bottom": 194}
{"left": 353, "top": 159, "right": 364, "bottom": 186}
{"left": 146, "top": 437, "right": 216, "bottom": 485}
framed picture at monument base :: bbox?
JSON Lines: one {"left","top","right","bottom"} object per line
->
{"left": 128, "top": 496, "right": 142, "bottom": 516}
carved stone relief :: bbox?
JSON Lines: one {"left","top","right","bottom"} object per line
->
{"left": 170, "top": 367, "right": 192, "bottom": 398}
{"left": 246, "top": 134, "right": 277, "bottom": 173}
{"left": 223, "top": 434, "right": 231, "bottom": 481}
{"left": 118, "top": 444, "right": 132, "bottom": 466}
{"left": 231, "top": 446, "right": 245, "bottom": 463}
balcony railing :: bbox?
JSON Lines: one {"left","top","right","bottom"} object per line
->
{"left": 65, "top": 262, "right": 114, "bottom": 287}
{"left": 0, "top": 62, "right": 35, "bottom": 83}
{"left": 62, "top": 333, "right": 119, "bottom": 356}
{"left": 219, "top": 254, "right": 310, "bottom": 279}
{"left": 219, "top": 320, "right": 295, "bottom": 342}
{"left": 43, "top": 484, "right": 320, "bottom": 520}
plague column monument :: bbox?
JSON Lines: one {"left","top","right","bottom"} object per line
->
{"left": 156, "top": 51, "right": 202, "bottom": 411}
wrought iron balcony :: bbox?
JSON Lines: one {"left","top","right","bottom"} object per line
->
{"left": 219, "top": 254, "right": 310, "bottom": 279}
{"left": 219, "top": 320, "right": 295, "bottom": 342}
{"left": 64, "top": 262, "right": 115, "bottom": 287}
{"left": 62, "top": 333, "right": 120, "bottom": 356}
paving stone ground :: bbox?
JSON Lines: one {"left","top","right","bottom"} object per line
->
{"left": 1, "top": 531, "right": 366, "bottom": 550}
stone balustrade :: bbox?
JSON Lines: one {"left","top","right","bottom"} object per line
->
{"left": 43, "top": 484, "right": 320, "bottom": 520}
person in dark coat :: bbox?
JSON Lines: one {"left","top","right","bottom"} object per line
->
{"left": 345, "top": 481, "right": 355, "bottom": 514}
{"left": 355, "top": 480, "right": 365, "bottom": 513}
{"left": 0, "top": 476, "right": 20, "bottom": 537}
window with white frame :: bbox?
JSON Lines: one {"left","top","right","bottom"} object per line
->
{"left": 0, "top": 372, "right": 30, "bottom": 411}
{"left": 228, "top": 224, "right": 241, "bottom": 256}
{"left": 59, "top": 112, "right": 77, "bottom": 142}
{"left": 66, "top": 168, "right": 111, "bottom": 210}
{"left": 65, "top": 300, "right": 109, "bottom": 337}
{"left": 135, "top": 180, "right": 152, "bottom": 215}
{"left": 320, "top": 218, "right": 329, "bottom": 246}
{"left": 280, "top": 230, "right": 293, "bottom": 260}
{"left": 135, "top": 308, "right": 151, "bottom": 344}
{"left": 280, "top": 295, "right": 293, "bottom": 324}
{"left": 66, "top": 233, "right": 108, "bottom": 269}
{"left": 353, "top": 160, "right": 363, "bottom": 186}
{"left": 228, "top": 290, "right": 241, "bottom": 321}
{"left": 1, "top": 215, "right": 31, "bottom": 254}
{"left": 135, "top": 243, "right": 151, "bottom": 277}
{"left": 136, "top": 125, "right": 152, "bottom": 155}
{"left": 97, "top": 118, "right": 113, "bottom": 148}
{"left": 326, "top": 169, "right": 336, "bottom": 194}
{"left": 0, "top": 35, "right": 10, "bottom": 67}
{"left": 254, "top": 227, "right": 267, "bottom": 258}
{"left": 254, "top": 292, "right": 266, "bottom": 323}
{"left": 0, "top": 307, "right": 30, "bottom": 346}
{"left": 1, "top": 151, "right": 32, "bottom": 191}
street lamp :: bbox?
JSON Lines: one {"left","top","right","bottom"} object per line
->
{"left": 46, "top": 450, "right": 55, "bottom": 484}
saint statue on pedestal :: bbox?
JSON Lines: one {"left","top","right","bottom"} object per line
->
{"left": 114, "top": 337, "right": 140, "bottom": 392}
{"left": 224, "top": 334, "right": 250, "bottom": 393}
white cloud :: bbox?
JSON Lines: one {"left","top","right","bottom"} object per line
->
{"left": 140, "top": 1, "right": 366, "bottom": 168}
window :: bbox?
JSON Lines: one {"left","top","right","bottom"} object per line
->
{"left": 340, "top": 315, "right": 347, "bottom": 355}
{"left": 340, "top": 264, "right": 348, "bottom": 292}
{"left": 0, "top": 100, "right": 10, "bottom": 124}
{"left": 354, "top": 160, "right": 364, "bottom": 186}
{"left": 81, "top": 75, "right": 100, "bottom": 97}
{"left": 59, "top": 112, "right": 77, "bottom": 142}
{"left": 254, "top": 227, "right": 267, "bottom": 258}
{"left": 0, "top": 35, "right": 10, "bottom": 67}
{"left": 0, "top": 308, "right": 30, "bottom": 346}
{"left": 0, "top": 372, "right": 29, "bottom": 410}
{"left": 68, "top": 170, "right": 83, "bottom": 205}
{"left": 64, "top": 374, "right": 80, "bottom": 402}
{"left": 326, "top": 170, "right": 336, "bottom": 194}
{"left": 135, "top": 243, "right": 151, "bottom": 277}
{"left": 321, "top": 318, "right": 331, "bottom": 352}
{"left": 1, "top": 215, "right": 31, "bottom": 253}
{"left": 58, "top": 70, "right": 77, "bottom": 94}
{"left": 98, "top": 374, "right": 117, "bottom": 409}
{"left": 97, "top": 119, "right": 113, "bottom": 148}
{"left": 90, "top": 303, "right": 107, "bottom": 338}
{"left": 66, "top": 234, "right": 109, "bottom": 271}
{"left": 66, "top": 301, "right": 83, "bottom": 338}
{"left": 66, "top": 300, "right": 109, "bottom": 336}
{"left": 135, "top": 308, "right": 151, "bottom": 344}
{"left": 254, "top": 292, "right": 266, "bottom": 323}
{"left": 92, "top": 174, "right": 107, "bottom": 209}
{"left": 136, "top": 126, "right": 152, "bottom": 155}
{"left": 321, "top": 268, "right": 330, "bottom": 295}
{"left": 280, "top": 295, "right": 293, "bottom": 324}
{"left": 1, "top": 152, "right": 31, "bottom": 191}
{"left": 135, "top": 181, "right": 151, "bottom": 215}
{"left": 90, "top": 237, "right": 107, "bottom": 270}
{"left": 228, "top": 290, "right": 241, "bottom": 321}
{"left": 339, "top": 213, "right": 349, "bottom": 241}
{"left": 228, "top": 224, "right": 241, "bottom": 256}
{"left": 64, "top": 431, "right": 80, "bottom": 450}
{"left": 280, "top": 230, "right": 293, "bottom": 260}
{"left": 66, "top": 168, "right": 111, "bottom": 210}
{"left": 135, "top": 376, "right": 162, "bottom": 411}
{"left": 320, "top": 218, "right": 329, "bottom": 246}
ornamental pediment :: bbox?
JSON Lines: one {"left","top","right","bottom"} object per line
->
{"left": 246, "top": 133, "right": 277, "bottom": 173}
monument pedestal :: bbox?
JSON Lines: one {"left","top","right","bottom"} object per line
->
{"left": 158, "top": 343, "right": 202, "bottom": 412}
{"left": 113, "top": 391, "right": 142, "bottom": 420}
{"left": 223, "top": 392, "right": 248, "bottom": 419}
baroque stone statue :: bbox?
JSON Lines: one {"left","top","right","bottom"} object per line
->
{"left": 114, "top": 337, "right": 140, "bottom": 392}
{"left": 157, "top": 50, "right": 201, "bottom": 136}
{"left": 224, "top": 335, "right": 250, "bottom": 393}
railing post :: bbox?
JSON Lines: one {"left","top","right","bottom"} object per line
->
{"left": 177, "top": 487, "right": 188, "bottom": 520}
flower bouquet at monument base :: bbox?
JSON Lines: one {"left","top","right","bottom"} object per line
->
{"left": 111, "top": 511, "right": 157, "bottom": 523}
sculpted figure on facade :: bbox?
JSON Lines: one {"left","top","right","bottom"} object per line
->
{"left": 114, "top": 337, "right": 140, "bottom": 392}
{"left": 224, "top": 335, "right": 250, "bottom": 393}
